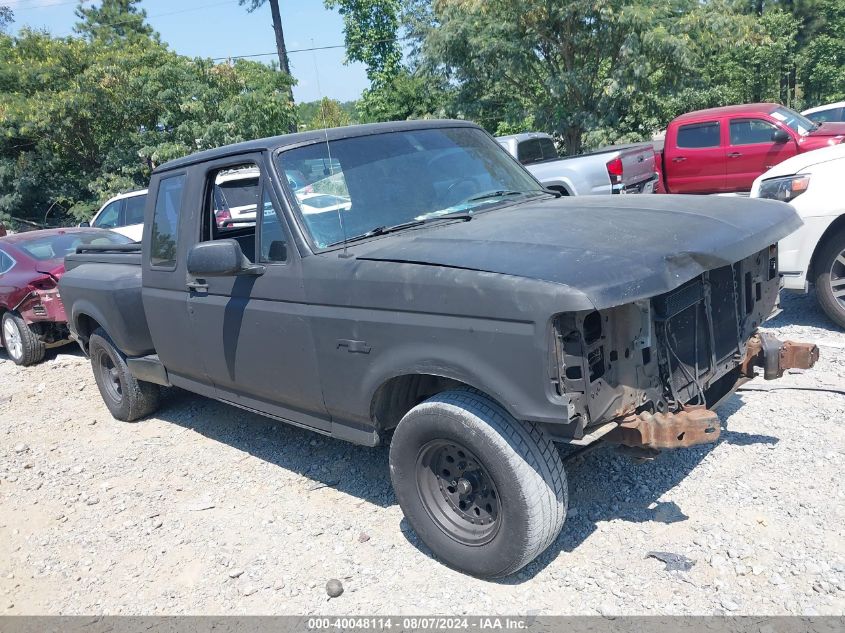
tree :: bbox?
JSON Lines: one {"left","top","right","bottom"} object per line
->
{"left": 305, "top": 97, "right": 352, "bottom": 129}
{"left": 0, "top": 6, "right": 295, "bottom": 225}
{"left": 239, "top": 0, "right": 296, "bottom": 131}
{"left": 74, "top": 0, "right": 156, "bottom": 43}
{"left": 418, "top": 0, "right": 756, "bottom": 154}
{"left": 324, "top": 0, "right": 403, "bottom": 83}
{"left": 0, "top": 5, "right": 12, "bottom": 33}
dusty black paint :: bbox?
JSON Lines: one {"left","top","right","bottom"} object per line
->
{"left": 59, "top": 120, "right": 802, "bottom": 446}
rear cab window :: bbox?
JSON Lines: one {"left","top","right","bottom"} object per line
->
{"left": 150, "top": 175, "right": 185, "bottom": 269}
{"left": 517, "top": 138, "right": 557, "bottom": 165}
{"left": 676, "top": 121, "right": 721, "bottom": 148}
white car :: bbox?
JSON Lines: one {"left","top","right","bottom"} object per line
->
{"left": 802, "top": 101, "right": 845, "bottom": 125}
{"left": 84, "top": 189, "right": 147, "bottom": 242}
{"left": 213, "top": 167, "right": 261, "bottom": 226}
{"left": 751, "top": 144, "right": 845, "bottom": 327}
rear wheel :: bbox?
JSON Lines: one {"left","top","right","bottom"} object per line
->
{"left": 89, "top": 328, "right": 160, "bottom": 421}
{"left": 813, "top": 229, "right": 845, "bottom": 329}
{"left": 1, "top": 312, "right": 45, "bottom": 366}
{"left": 389, "top": 389, "right": 568, "bottom": 578}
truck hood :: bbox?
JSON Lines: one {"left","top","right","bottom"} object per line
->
{"left": 808, "top": 121, "right": 845, "bottom": 137}
{"left": 354, "top": 195, "right": 801, "bottom": 310}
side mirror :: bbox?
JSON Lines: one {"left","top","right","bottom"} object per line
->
{"left": 78, "top": 221, "right": 90, "bottom": 228}
{"left": 772, "top": 129, "right": 790, "bottom": 143}
{"left": 187, "top": 240, "right": 264, "bottom": 277}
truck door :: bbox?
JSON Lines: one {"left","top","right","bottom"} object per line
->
{"left": 142, "top": 171, "right": 212, "bottom": 389}
{"left": 185, "top": 155, "right": 329, "bottom": 431}
{"left": 664, "top": 120, "right": 726, "bottom": 193}
{"left": 725, "top": 118, "right": 798, "bottom": 192}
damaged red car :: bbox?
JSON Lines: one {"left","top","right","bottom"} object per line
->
{"left": 0, "top": 228, "right": 131, "bottom": 366}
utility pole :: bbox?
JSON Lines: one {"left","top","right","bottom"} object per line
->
{"left": 268, "top": 0, "right": 296, "bottom": 133}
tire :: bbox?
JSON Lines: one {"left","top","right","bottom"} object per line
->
{"left": 89, "top": 327, "right": 160, "bottom": 422}
{"left": 389, "top": 388, "right": 568, "bottom": 578}
{"left": 813, "top": 229, "right": 845, "bottom": 329}
{"left": 1, "top": 311, "right": 45, "bottom": 366}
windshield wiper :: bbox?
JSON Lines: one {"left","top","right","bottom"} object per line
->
{"left": 465, "top": 190, "right": 534, "bottom": 203}
{"left": 327, "top": 211, "right": 473, "bottom": 248}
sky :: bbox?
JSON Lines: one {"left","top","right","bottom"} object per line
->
{"left": 5, "top": 0, "right": 371, "bottom": 103}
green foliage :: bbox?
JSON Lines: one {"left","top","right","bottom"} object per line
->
{"left": 74, "top": 0, "right": 156, "bottom": 43}
{"left": 325, "top": 0, "right": 403, "bottom": 83}
{"left": 0, "top": 6, "right": 295, "bottom": 225}
{"left": 797, "top": 0, "right": 845, "bottom": 104}
{"left": 301, "top": 97, "right": 354, "bottom": 129}
{"left": 0, "top": 5, "right": 12, "bottom": 34}
{"left": 357, "top": 67, "right": 449, "bottom": 122}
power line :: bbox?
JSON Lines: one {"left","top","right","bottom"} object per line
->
{"left": 52, "top": 0, "right": 237, "bottom": 37}
{"left": 8, "top": 0, "right": 91, "bottom": 12}
{"left": 211, "top": 35, "right": 408, "bottom": 61}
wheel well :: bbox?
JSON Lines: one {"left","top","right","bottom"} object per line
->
{"left": 547, "top": 185, "right": 570, "bottom": 196}
{"left": 371, "top": 374, "right": 472, "bottom": 431}
{"left": 75, "top": 313, "right": 102, "bottom": 351}
{"left": 809, "top": 215, "right": 845, "bottom": 280}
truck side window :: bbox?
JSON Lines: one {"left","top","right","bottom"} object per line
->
{"left": 730, "top": 119, "right": 778, "bottom": 145}
{"left": 259, "top": 189, "right": 287, "bottom": 263}
{"left": 150, "top": 175, "right": 185, "bottom": 268}
{"left": 202, "top": 163, "right": 287, "bottom": 264}
{"left": 676, "top": 122, "right": 721, "bottom": 149}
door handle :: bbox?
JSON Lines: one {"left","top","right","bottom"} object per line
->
{"left": 187, "top": 280, "right": 209, "bottom": 293}
{"left": 728, "top": 152, "right": 742, "bottom": 158}
{"left": 672, "top": 157, "right": 686, "bottom": 163}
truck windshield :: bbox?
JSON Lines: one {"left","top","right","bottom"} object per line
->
{"left": 771, "top": 106, "right": 817, "bottom": 135}
{"left": 275, "top": 127, "right": 545, "bottom": 248}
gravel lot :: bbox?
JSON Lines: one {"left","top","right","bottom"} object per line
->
{"left": 1, "top": 292, "right": 843, "bottom": 615}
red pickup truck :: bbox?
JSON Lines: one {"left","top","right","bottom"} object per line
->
{"left": 656, "top": 103, "right": 845, "bottom": 194}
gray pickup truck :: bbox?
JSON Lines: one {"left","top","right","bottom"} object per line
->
{"left": 59, "top": 120, "right": 818, "bottom": 578}
{"left": 497, "top": 131, "right": 658, "bottom": 195}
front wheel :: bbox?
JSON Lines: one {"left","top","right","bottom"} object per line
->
{"left": 813, "top": 229, "right": 845, "bottom": 329}
{"left": 389, "top": 389, "right": 568, "bottom": 578}
{"left": 1, "top": 312, "right": 45, "bottom": 366}
{"left": 89, "top": 328, "right": 160, "bottom": 422}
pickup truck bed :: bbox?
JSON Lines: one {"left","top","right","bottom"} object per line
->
{"left": 64, "top": 246, "right": 153, "bottom": 357}
{"left": 497, "top": 132, "right": 657, "bottom": 195}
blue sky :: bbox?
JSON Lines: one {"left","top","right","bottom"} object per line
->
{"left": 6, "top": 0, "right": 370, "bottom": 102}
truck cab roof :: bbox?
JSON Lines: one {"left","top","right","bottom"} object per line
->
{"left": 155, "top": 119, "right": 481, "bottom": 174}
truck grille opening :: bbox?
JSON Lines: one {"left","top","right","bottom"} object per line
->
{"left": 654, "top": 264, "right": 746, "bottom": 404}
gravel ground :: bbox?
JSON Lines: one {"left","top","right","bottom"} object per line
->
{"left": 1, "top": 292, "right": 843, "bottom": 615}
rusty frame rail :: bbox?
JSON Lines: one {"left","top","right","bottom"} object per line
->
{"left": 740, "top": 333, "right": 819, "bottom": 380}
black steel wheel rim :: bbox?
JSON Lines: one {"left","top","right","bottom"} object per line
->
{"left": 415, "top": 440, "right": 501, "bottom": 546}
{"left": 98, "top": 350, "right": 122, "bottom": 402}
{"left": 830, "top": 248, "right": 845, "bottom": 309}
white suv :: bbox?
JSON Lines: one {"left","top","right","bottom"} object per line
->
{"left": 84, "top": 189, "right": 147, "bottom": 242}
{"left": 751, "top": 144, "right": 845, "bottom": 327}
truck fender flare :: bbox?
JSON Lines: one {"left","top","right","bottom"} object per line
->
{"left": 542, "top": 179, "right": 575, "bottom": 196}
{"left": 363, "top": 342, "right": 536, "bottom": 426}
{"left": 69, "top": 300, "right": 111, "bottom": 351}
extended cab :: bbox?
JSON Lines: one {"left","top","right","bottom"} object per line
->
{"left": 497, "top": 132, "right": 657, "bottom": 195}
{"left": 59, "top": 120, "right": 818, "bottom": 578}
{"left": 657, "top": 103, "right": 845, "bottom": 194}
